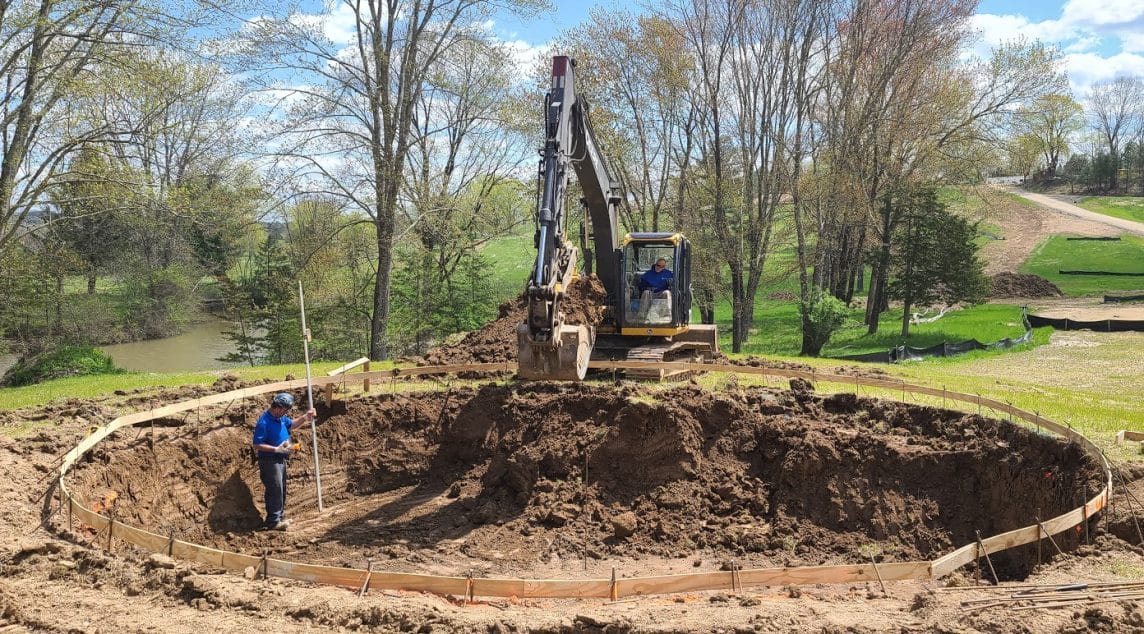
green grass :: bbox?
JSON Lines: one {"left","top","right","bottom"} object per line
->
{"left": 1021, "top": 234, "right": 1144, "bottom": 296}
{"left": 0, "top": 361, "right": 358, "bottom": 412}
{"left": 480, "top": 226, "right": 534, "bottom": 300}
{"left": 717, "top": 296, "right": 1039, "bottom": 359}
{"left": 1076, "top": 196, "right": 1144, "bottom": 224}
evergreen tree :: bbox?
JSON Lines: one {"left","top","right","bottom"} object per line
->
{"left": 888, "top": 189, "right": 989, "bottom": 338}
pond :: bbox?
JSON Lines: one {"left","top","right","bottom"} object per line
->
{"left": 98, "top": 319, "right": 244, "bottom": 373}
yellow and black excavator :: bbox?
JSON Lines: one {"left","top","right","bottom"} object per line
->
{"left": 517, "top": 56, "right": 718, "bottom": 380}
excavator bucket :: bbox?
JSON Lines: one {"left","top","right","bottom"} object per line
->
{"left": 517, "top": 323, "right": 592, "bottom": 381}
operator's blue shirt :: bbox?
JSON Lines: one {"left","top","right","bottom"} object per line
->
{"left": 253, "top": 410, "right": 294, "bottom": 458}
{"left": 640, "top": 267, "right": 673, "bottom": 293}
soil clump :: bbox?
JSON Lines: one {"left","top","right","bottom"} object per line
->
{"left": 418, "top": 276, "right": 607, "bottom": 369}
{"left": 990, "top": 272, "right": 1063, "bottom": 298}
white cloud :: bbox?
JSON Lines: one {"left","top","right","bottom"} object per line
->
{"left": 1123, "top": 31, "right": 1144, "bottom": 53}
{"left": 1064, "top": 51, "right": 1144, "bottom": 95}
{"left": 503, "top": 38, "right": 549, "bottom": 81}
{"left": 1061, "top": 0, "right": 1144, "bottom": 27}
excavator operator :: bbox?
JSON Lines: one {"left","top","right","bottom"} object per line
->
{"left": 637, "top": 258, "right": 673, "bottom": 321}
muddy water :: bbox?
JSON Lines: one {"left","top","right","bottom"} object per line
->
{"left": 0, "top": 352, "right": 16, "bottom": 376}
{"left": 99, "top": 319, "right": 243, "bottom": 373}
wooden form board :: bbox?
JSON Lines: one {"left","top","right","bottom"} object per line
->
{"left": 54, "top": 361, "right": 1113, "bottom": 599}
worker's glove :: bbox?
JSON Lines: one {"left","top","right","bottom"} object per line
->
{"left": 274, "top": 440, "right": 293, "bottom": 455}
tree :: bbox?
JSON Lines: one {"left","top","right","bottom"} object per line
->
{"left": 887, "top": 188, "right": 987, "bottom": 338}
{"left": 239, "top": 0, "right": 545, "bottom": 362}
{"left": 0, "top": 0, "right": 206, "bottom": 258}
{"left": 1088, "top": 76, "right": 1144, "bottom": 192}
{"left": 47, "top": 147, "right": 132, "bottom": 294}
{"left": 1016, "top": 94, "right": 1083, "bottom": 178}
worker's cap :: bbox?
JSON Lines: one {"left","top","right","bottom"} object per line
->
{"left": 271, "top": 393, "right": 295, "bottom": 408}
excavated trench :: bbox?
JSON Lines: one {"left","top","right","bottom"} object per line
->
{"left": 71, "top": 381, "right": 1103, "bottom": 581}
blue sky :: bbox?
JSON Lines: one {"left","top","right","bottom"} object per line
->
{"left": 492, "top": 0, "right": 1144, "bottom": 98}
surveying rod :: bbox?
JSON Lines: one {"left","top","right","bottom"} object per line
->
{"left": 298, "top": 281, "right": 324, "bottom": 512}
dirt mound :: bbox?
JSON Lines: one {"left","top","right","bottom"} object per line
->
{"left": 71, "top": 382, "right": 1102, "bottom": 579}
{"left": 989, "top": 272, "right": 1063, "bottom": 298}
{"left": 419, "top": 276, "right": 607, "bottom": 368}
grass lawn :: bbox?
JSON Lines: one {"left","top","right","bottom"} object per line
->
{"left": 480, "top": 226, "right": 533, "bottom": 302}
{"left": 1020, "top": 234, "right": 1144, "bottom": 296}
{"left": 0, "top": 361, "right": 353, "bottom": 412}
{"left": 718, "top": 300, "right": 1041, "bottom": 358}
{"left": 1076, "top": 196, "right": 1144, "bottom": 224}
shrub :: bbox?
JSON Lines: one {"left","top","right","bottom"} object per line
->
{"left": 802, "top": 290, "right": 850, "bottom": 356}
{"left": 2, "top": 345, "right": 124, "bottom": 387}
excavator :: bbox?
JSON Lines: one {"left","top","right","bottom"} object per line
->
{"left": 517, "top": 56, "right": 719, "bottom": 381}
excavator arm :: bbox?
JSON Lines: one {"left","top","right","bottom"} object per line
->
{"left": 517, "top": 56, "right": 623, "bottom": 380}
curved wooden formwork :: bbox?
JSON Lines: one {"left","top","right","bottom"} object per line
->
{"left": 54, "top": 361, "right": 1113, "bottom": 599}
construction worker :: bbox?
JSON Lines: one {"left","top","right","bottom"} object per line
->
{"left": 251, "top": 392, "right": 315, "bottom": 531}
{"left": 637, "top": 257, "right": 673, "bottom": 322}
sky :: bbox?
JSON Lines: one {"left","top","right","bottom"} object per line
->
{"left": 490, "top": 0, "right": 1144, "bottom": 99}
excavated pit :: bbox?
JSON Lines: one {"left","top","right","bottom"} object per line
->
{"left": 70, "top": 381, "right": 1103, "bottom": 581}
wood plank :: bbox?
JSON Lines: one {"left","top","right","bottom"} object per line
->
{"left": 468, "top": 577, "right": 611, "bottom": 599}
{"left": 1118, "top": 430, "right": 1144, "bottom": 444}
{"left": 328, "top": 357, "right": 371, "bottom": 376}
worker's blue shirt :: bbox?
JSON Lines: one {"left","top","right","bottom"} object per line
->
{"left": 253, "top": 410, "right": 294, "bottom": 458}
{"left": 640, "top": 267, "right": 673, "bottom": 293}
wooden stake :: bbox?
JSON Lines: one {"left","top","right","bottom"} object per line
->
{"left": 1036, "top": 517, "right": 1064, "bottom": 556}
{"left": 466, "top": 570, "right": 474, "bottom": 604}
{"left": 107, "top": 500, "right": 118, "bottom": 552}
{"left": 167, "top": 531, "right": 175, "bottom": 557}
{"left": 975, "top": 531, "right": 999, "bottom": 585}
{"left": 870, "top": 556, "right": 886, "bottom": 595}
{"left": 610, "top": 567, "right": 618, "bottom": 601}
{"left": 1082, "top": 486, "right": 1090, "bottom": 546}
{"left": 358, "top": 559, "right": 373, "bottom": 597}
{"left": 261, "top": 549, "right": 269, "bottom": 580}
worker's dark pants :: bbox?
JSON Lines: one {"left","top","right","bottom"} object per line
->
{"left": 258, "top": 455, "right": 288, "bottom": 524}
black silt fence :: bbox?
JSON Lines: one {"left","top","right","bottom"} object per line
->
{"left": 834, "top": 309, "right": 1034, "bottom": 363}
{"left": 1026, "top": 315, "right": 1144, "bottom": 332}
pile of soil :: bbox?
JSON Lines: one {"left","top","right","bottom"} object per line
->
{"left": 419, "top": 276, "right": 607, "bottom": 367}
{"left": 990, "top": 272, "right": 1063, "bottom": 298}
{"left": 71, "top": 381, "right": 1102, "bottom": 580}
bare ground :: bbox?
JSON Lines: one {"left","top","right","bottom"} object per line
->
{"left": 2, "top": 375, "right": 1143, "bottom": 633}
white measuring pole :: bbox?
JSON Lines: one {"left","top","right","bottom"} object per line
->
{"left": 299, "top": 281, "right": 324, "bottom": 512}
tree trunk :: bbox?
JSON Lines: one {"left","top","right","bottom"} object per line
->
{"left": 369, "top": 182, "right": 397, "bottom": 361}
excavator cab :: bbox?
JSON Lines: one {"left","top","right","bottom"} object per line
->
{"left": 619, "top": 233, "right": 693, "bottom": 334}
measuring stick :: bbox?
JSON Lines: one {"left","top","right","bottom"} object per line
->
{"left": 299, "top": 281, "right": 324, "bottom": 512}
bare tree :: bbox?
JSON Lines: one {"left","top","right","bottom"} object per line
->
{"left": 1088, "top": 76, "right": 1144, "bottom": 191}
{"left": 240, "top": 0, "right": 544, "bottom": 361}
{"left": 0, "top": 0, "right": 193, "bottom": 257}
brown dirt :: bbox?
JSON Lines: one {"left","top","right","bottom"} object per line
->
{"left": 1, "top": 376, "right": 1142, "bottom": 632}
{"left": 71, "top": 382, "right": 1104, "bottom": 578}
{"left": 418, "top": 276, "right": 607, "bottom": 369}
{"left": 989, "top": 273, "right": 1063, "bottom": 299}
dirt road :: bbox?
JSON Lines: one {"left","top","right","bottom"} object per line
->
{"left": 1011, "top": 189, "right": 1144, "bottom": 237}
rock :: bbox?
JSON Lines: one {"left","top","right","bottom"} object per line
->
{"left": 146, "top": 554, "right": 176, "bottom": 570}
{"left": 611, "top": 512, "right": 638, "bottom": 539}
{"left": 446, "top": 482, "right": 462, "bottom": 498}
{"left": 243, "top": 566, "right": 258, "bottom": 580}
{"left": 574, "top": 614, "right": 609, "bottom": 628}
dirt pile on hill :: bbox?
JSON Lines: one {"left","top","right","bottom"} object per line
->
{"left": 989, "top": 272, "right": 1063, "bottom": 298}
{"left": 71, "top": 381, "right": 1103, "bottom": 579}
{"left": 419, "top": 276, "right": 607, "bottom": 367}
